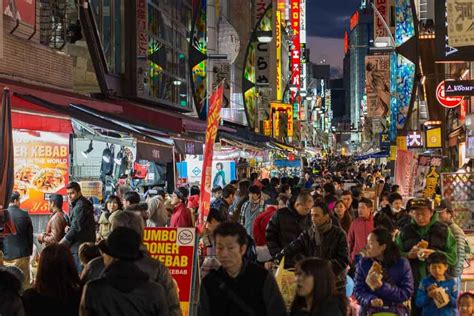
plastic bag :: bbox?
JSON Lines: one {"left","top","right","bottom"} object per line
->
{"left": 274, "top": 257, "right": 296, "bottom": 309}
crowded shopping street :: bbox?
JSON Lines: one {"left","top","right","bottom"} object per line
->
{"left": 1, "top": 0, "right": 474, "bottom": 315}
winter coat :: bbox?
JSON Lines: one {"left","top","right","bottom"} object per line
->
{"left": 290, "top": 296, "right": 347, "bottom": 316}
{"left": 379, "top": 206, "right": 411, "bottom": 230}
{"left": 39, "top": 211, "right": 67, "bottom": 246}
{"left": 265, "top": 206, "right": 312, "bottom": 267}
{"left": 445, "top": 220, "right": 469, "bottom": 277}
{"left": 81, "top": 246, "right": 181, "bottom": 316}
{"left": 98, "top": 211, "right": 112, "bottom": 240}
{"left": 415, "top": 276, "right": 457, "bottom": 316}
{"left": 347, "top": 215, "right": 374, "bottom": 263}
{"left": 80, "top": 260, "right": 169, "bottom": 316}
{"left": 63, "top": 196, "right": 96, "bottom": 253}
{"left": 395, "top": 213, "right": 457, "bottom": 286}
{"left": 253, "top": 206, "right": 278, "bottom": 246}
{"left": 147, "top": 196, "right": 168, "bottom": 227}
{"left": 169, "top": 203, "right": 193, "bottom": 228}
{"left": 240, "top": 199, "right": 265, "bottom": 238}
{"left": 211, "top": 198, "right": 231, "bottom": 222}
{"left": 3, "top": 205, "right": 33, "bottom": 260}
{"left": 23, "top": 287, "right": 81, "bottom": 316}
{"left": 198, "top": 260, "right": 287, "bottom": 316}
{"left": 354, "top": 257, "right": 414, "bottom": 309}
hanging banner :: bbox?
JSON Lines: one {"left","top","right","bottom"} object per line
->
{"left": 413, "top": 155, "right": 443, "bottom": 198}
{"left": 426, "top": 127, "right": 442, "bottom": 148}
{"left": 271, "top": 102, "right": 294, "bottom": 137}
{"left": 198, "top": 85, "right": 224, "bottom": 229}
{"left": 447, "top": 0, "right": 474, "bottom": 48}
{"left": 276, "top": 9, "right": 282, "bottom": 100}
{"left": 365, "top": 55, "right": 390, "bottom": 118}
{"left": 143, "top": 227, "right": 197, "bottom": 316}
{"left": 374, "top": 0, "right": 390, "bottom": 39}
{"left": 13, "top": 130, "right": 69, "bottom": 214}
{"left": 290, "top": 0, "right": 300, "bottom": 104}
{"left": 395, "top": 149, "right": 415, "bottom": 197}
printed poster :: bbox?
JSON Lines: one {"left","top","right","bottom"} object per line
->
{"left": 394, "top": 150, "right": 415, "bottom": 197}
{"left": 13, "top": 130, "right": 69, "bottom": 214}
{"left": 365, "top": 55, "right": 390, "bottom": 118}
{"left": 447, "top": 0, "right": 474, "bottom": 47}
{"left": 413, "top": 155, "right": 443, "bottom": 199}
{"left": 143, "top": 227, "right": 197, "bottom": 316}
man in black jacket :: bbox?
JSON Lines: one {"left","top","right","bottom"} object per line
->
{"left": 60, "top": 182, "right": 96, "bottom": 272}
{"left": 379, "top": 192, "right": 411, "bottom": 230}
{"left": 265, "top": 191, "right": 313, "bottom": 268}
{"left": 276, "top": 202, "right": 349, "bottom": 293}
{"left": 199, "top": 222, "right": 286, "bottom": 316}
{"left": 3, "top": 192, "right": 33, "bottom": 289}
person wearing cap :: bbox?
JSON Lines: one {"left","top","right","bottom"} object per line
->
{"left": 80, "top": 227, "right": 169, "bottom": 316}
{"left": 437, "top": 199, "right": 470, "bottom": 279}
{"left": 169, "top": 187, "right": 193, "bottom": 228}
{"left": 146, "top": 187, "right": 168, "bottom": 227}
{"left": 395, "top": 197, "right": 457, "bottom": 316}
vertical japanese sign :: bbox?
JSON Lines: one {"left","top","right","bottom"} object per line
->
{"left": 447, "top": 0, "right": 474, "bottom": 47}
{"left": 136, "top": 0, "right": 148, "bottom": 97}
{"left": 365, "top": 55, "right": 390, "bottom": 118}
{"left": 13, "top": 131, "right": 69, "bottom": 214}
{"left": 276, "top": 9, "right": 282, "bottom": 100}
{"left": 198, "top": 85, "right": 224, "bottom": 230}
{"left": 395, "top": 149, "right": 415, "bottom": 197}
{"left": 3, "top": 0, "right": 36, "bottom": 27}
{"left": 144, "top": 228, "right": 197, "bottom": 316}
{"left": 290, "top": 0, "right": 300, "bottom": 106}
{"left": 374, "top": 0, "right": 389, "bottom": 38}
{"left": 413, "top": 155, "right": 443, "bottom": 199}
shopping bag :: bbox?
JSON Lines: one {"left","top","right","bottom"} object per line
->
{"left": 274, "top": 257, "right": 296, "bottom": 309}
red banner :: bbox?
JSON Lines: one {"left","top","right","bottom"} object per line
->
{"left": 143, "top": 227, "right": 197, "bottom": 316}
{"left": 198, "top": 84, "right": 224, "bottom": 230}
{"left": 290, "top": 0, "right": 300, "bottom": 104}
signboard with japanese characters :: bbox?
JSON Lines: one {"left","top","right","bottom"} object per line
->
{"left": 447, "top": 0, "right": 474, "bottom": 48}
{"left": 413, "top": 155, "right": 443, "bottom": 199}
{"left": 407, "top": 131, "right": 423, "bottom": 148}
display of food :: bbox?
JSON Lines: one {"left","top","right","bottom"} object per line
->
{"left": 13, "top": 180, "right": 29, "bottom": 202}
{"left": 15, "top": 164, "right": 39, "bottom": 184}
{"left": 32, "top": 168, "right": 66, "bottom": 193}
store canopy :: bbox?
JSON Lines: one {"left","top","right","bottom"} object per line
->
{"left": 12, "top": 109, "right": 72, "bottom": 134}
{"left": 354, "top": 150, "right": 390, "bottom": 161}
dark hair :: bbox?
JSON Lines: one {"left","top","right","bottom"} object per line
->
{"left": 370, "top": 228, "right": 401, "bottom": 267}
{"left": 374, "top": 213, "right": 396, "bottom": 234}
{"left": 290, "top": 258, "right": 345, "bottom": 316}
{"left": 250, "top": 172, "right": 259, "bottom": 182}
{"left": 261, "top": 178, "right": 270, "bottom": 187}
{"left": 359, "top": 197, "right": 373, "bottom": 209}
{"left": 238, "top": 180, "right": 251, "bottom": 198}
{"left": 277, "top": 194, "right": 289, "bottom": 205}
{"left": 334, "top": 199, "right": 347, "bottom": 210}
{"left": 211, "top": 186, "right": 222, "bottom": 193}
{"left": 78, "top": 242, "right": 101, "bottom": 265}
{"left": 313, "top": 202, "right": 329, "bottom": 216}
{"left": 222, "top": 185, "right": 237, "bottom": 199}
{"left": 190, "top": 185, "right": 200, "bottom": 196}
{"left": 270, "top": 177, "right": 280, "bottom": 187}
{"left": 216, "top": 162, "right": 224, "bottom": 169}
{"left": 66, "top": 181, "right": 81, "bottom": 192}
{"left": 116, "top": 185, "right": 131, "bottom": 197}
{"left": 230, "top": 179, "right": 239, "bottom": 186}
{"left": 279, "top": 183, "right": 291, "bottom": 194}
{"left": 296, "top": 190, "right": 313, "bottom": 205}
{"left": 124, "top": 191, "right": 141, "bottom": 205}
{"left": 34, "top": 244, "right": 80, "bottom": 301}
{"left": 0, "top": 268, "right": 22, "bottom": 294}
{"left": 105, "top": 195, "right": 123, "bottom": 211}
{"left": 351, "top": 186, "right": 361, "bottom": 198}
{"left": 427, "top": 251, "right": 448, "bottom": 266}
{"left": 207, "top": 208, "right": 225, "bottom": 223}
{"left": 391, "top": 184, "right": 400, "bottom": 193}
{"left": 281, "top": 177, "right": 289, "bottom": 185}
{"left": 214, "top": 221, "right": 248, "bottom": 247}
{"left": 323, "top": 183, "right": 336, "bottom": 195}
{"left": 458, "top": 291, "right": 474, "bottom": 305}
{"left": 48, "top": 194, "right": 64, "bottom": 210}
{"left": 389, "top": 193, "right": 403, "bottom": 204}
{"left": 11, "top": 191, "right": 20, "bottom": 202}
{"left": 248, "top": 185, "right": 261, "bottom": 195}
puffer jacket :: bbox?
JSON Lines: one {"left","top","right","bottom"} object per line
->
{"left": 265, "top": 206, "right": 311, "bottom": 267}
{"left": 64, "top": 196, "right": 96, "bottom": 252}
{"left": 354, "top": 257, "right": 414, "bottom": 309}
{"left": 80, "top": 260, "right": 169, "bottom": 316}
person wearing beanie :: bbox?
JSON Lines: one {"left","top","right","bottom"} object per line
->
{"left": 169, "top": 187, "right": 193, "bottom": 228}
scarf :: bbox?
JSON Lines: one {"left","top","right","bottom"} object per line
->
{"left": 316, "top": 216, "right": 332, "bottom": 234}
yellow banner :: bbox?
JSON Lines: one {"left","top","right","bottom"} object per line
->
{"left": 276, "top": 10, "right": 282, "bottom": 100}
{"left": 426, "top": 127, "right": 442, "bottom": 148}
{"left": 390, "top": 146, "right": 397, "bottom": 161}
{"left": 397, "top": 136, "right": 407, "bottom": 150}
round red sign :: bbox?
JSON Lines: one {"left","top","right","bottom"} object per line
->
{"left": 436, "top": 81, "right": 463, "bottom": 108}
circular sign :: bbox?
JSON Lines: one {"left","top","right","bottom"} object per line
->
{"left": 436, "top": 81, "right": 463, "bottom": 108}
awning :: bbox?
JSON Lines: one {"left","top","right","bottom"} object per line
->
{"left": 354, "top": 150, "right": 390, "bottom": 161}
{"left": 12, "top": 109, "right": 72, "bottom": 134}
{"left": 136, "top": 140, "right": 173, "bottom": 162}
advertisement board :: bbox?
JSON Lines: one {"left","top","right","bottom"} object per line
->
{"left": 374, "top": 0, "right": 390, "bottom": 39}
{"left": 365, "top": 55, "right": 390, "bottom": 118}
{"left": 143, "top": 227, "right": 197, "bottom": 316}
{"left": 395, "top": 149, "right": 415, "bottom": 197}
{"left": 447, "top": 0, "right": 474, "bottom": 47}
{"left": 413, "top": 155, "right": 443, "bottom": 198}
{"left": 290, "top": 0, "right": 300, "bottom": 104}
{"left": 13, "top": 130, "right": 69, "bottom": 214}
{"left": 185, "top": 160, "right": 236, "bottom": 186}
{"left": 3, "top": 0, "right": 36, "bottom": 27}
{"left": 445, "top": 80, "right": 474, "bottom": 96}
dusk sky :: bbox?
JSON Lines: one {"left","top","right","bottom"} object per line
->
{"left": 306, "top": 0, "right": 361, "bottom": 78}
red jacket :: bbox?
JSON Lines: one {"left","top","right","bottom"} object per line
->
{"left": 170, "top": 203, "right": 193, "bottom": 228}
{"left": 347, "top": 214, "right": 374, "bottom": 263}
{"left": 253, "top": 206, "right": 278, "bottom": 246}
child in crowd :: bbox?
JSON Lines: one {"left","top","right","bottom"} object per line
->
{"left": 416, "top": 252, "right": 458, "bottom": 316}
{"left": 458, "top": 292, "right": 474, "bottom": 316}
{"left": 78, "top": 242, "right": 101, "bottom": 269}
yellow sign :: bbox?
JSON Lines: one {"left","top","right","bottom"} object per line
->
{"left": 276, "top": 10, "right": 282, "bottom": 100}
{"left": 263, "top": 120, "right": 272, "bottom": 136}
{"left": 426, "top": 127, "right": 442, "bottom": 148}
{"left": 397, "top": 136, "right": 407, "bottom": 150}
{"left": 390, "top": 146, "right": 397, "bottom": 161}
{"left": 271, "top": 102, "right": 293, "bottom": 137}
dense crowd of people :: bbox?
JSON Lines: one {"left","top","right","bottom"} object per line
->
{"left": 0, "top": 158, "right": 473, "bottom": 316}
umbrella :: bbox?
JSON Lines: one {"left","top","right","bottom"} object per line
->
{"left": 0, "top": 88, "right": 16, "bottom": 236}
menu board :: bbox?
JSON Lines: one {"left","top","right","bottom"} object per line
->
{"left": 13, "top": 130, "right": 69, "bottom": 214}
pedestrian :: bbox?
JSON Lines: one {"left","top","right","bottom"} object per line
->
{"left": 266, "top": 190, "right": 313, "bottom": 268}
{"left": 240, "top": 185, "right": 265, "bottom": 238}
{"left": 290, "top": 258, "right": 347, "bottom": 316}
{"left": 198, "top": 222, "right": 287, "bottom": 316}
{"left": 147, "top": 187, "right": 169, "bottom": 227}
{"left": 210, "top": 184, "right": 236, "bottom": 222}
{"left": 3, "top": 192, "right": 33, "bottom": 289}
{"left": 332, "top": 200, "right": 352, "bottom": 233}
{"left": 60, "top": 182, "right": 96, "bottom": 273}
{"left": 22, "top": 244, "right": 81, "bottom": 316}
{"left": 323, "top": 183, "right": 337, "bottom": 211}
{"left": 199, "top": 208, "right": 225, "bottom": 278}
{"left": 253, "top": 204, "right": 278, "bottom": 263}
{"left": 78, "top": 242, "right": 101, "bottom": 274}
{"left": 80, "top": 227, "right": 169, "bottom": 316}
{"left": 0, "top": 267, "right": 25, "bottom": 316}
{"left": 415, "top": 252, "right": 457, "bottom": 316}
{"left": 347, "top": 197, "right": 375, "bottom": 265}
{"left": 187, "top": 185, "right": 200, "bottom": 224}
{"left": 354, "top": 228, "right": 414, "bottom": 314}
{"left": 81, "top": 210, "right": 181, "bottom": 316}
{"left": 379, "top": 193, "right": 411, "bottom": 230}
{"left": 231, "top": 180, "right": 250, "bottom": 222}
{"left": 341, "top": 190, "right": 357, "bottom": 219}
{"left": 210, "top": 186, "right": 222, "bottom": 204}
{"left": 277, "top": 202, "right": 349, "bottom": 293}
{"left": 458, "top": 292, "right": 474, "bottom": 316}
{"left": 169, "top": 187, "right": 193, "bottom": 228}
{"left": 122, "top": 191, "right": 149, "bottom": 222}
{"left": 36, "top": 193, "right": 67, "bottom": 249}
{"left": 98, "top": 195, "right": 123, "bottom": 240}
{"left": 395, "top": 197, "right": 457, "bottom": 316}
{"left": 437, "top": 199, "right": 469, "bottom": 279}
